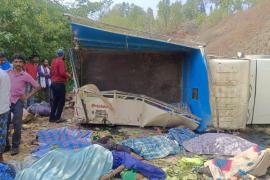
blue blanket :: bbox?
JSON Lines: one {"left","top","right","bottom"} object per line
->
{"left": 0, "top": 162, "right": 16, "bottom": 180}
{"left": 32, "top": 127, "right": 92, "bottom": 158}
{"left": 119, "top": 135, "right": 181, "bottom": 160}
{"left": 167, "top": 128, "right": 197, "bottom": 145}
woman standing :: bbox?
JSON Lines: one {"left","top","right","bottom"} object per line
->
{"left": 37, "top": 59, "right": 51, "bottom": 103}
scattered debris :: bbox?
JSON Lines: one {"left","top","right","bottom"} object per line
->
{"left": 163, "top": 156, "right": 207, "bottom": 180}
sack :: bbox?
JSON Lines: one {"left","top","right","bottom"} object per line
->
{"left": 29, "top": 101, "right": 51, "bottom": 116}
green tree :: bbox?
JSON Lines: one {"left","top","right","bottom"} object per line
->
{"left": 146, "top": 8, "right": 155, "bottom": 32}
{"left": 68, "top": 0, "right": 112, "bottom": 19}
{"left": 101, "top": 3, "right": 150, "bottom": 31}
{"left": 0, "top": 0, "right": 71, "bottom": 59}
{"left": 157, "top": 0, "right": 171, "bottom": 31}
{"left": 0, "top": 0, "right": 111, "bottom": 59}
{"left": 169, "top": 1, "right": 184, "bottom": 31}
{"left": 182, "top": 0, "right": 206, "bottom": 25}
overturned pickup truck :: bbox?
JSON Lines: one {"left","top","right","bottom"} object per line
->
{"left": 67, "top": 15, "right": 211, "bottom": 132}
{"left": 67, "top": 15, "right": 270, "bottom": 131}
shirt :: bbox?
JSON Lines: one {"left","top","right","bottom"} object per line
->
{"left": 24, "top": 63, "right": 38, "bottom": 80}
{"left": 0, "top": 69, "right": 11, "bottom": 114}
{"left": 8, "top": 70, "right": 39, "bottom": 104}
{"left": 0, "top": 60, "right": 12, "bottom": 71}
{"left": 37, "top": 65, "right": 51, "bottom": 88}
{"left": 51, "top": 57, "right": 68, "bottom": 83}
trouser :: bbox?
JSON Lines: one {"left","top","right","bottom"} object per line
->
{"left": 49, "top": 82, "right": 66, "bottom": 121}
{"left": 6, "top": 100, "right": 24, "bottom": 148}
{"left": 42, "top": 86, "right": 51, "bottom": 104}
{"left": 25, "top": 84, "right": 35, "bottom": 108}
{"left": 0, "top": 111, "right": 9, "bottom": 153}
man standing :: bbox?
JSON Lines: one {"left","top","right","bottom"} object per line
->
{"left": 49, "top": 49, "right": 70, "bottom": 123}
{"left": 0, "top": 52, "right": 12, "bottom": 71}
{"left": 24, "top": 54, "right": 39, "bottom": 107}
{"left": 7, "top": 54, "right": 41, "bottom": 155}
{"left": 0, "top": 68, "right": 11, "bottom": 161}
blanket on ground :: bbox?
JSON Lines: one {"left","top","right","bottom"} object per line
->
{"left": 32, "top": 127, "right": 92, "bottom": 158}
{"left": 183, "top": 133, "right": 256, "bottom": 156}
{"left": 16, "top": 144, "right": 112, "bottom": 180}
{"left": 119, "top": 135, "right": 181, "bottom": 160}
{"left": 205, "top": 146, "right": 270, "bottom": 179}
{"left": 167, "top": 128, "right": 197, "bottom": 145}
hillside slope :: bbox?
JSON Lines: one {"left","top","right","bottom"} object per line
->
{"left": 198, "top": 0, "right": 270, "bottom": 57}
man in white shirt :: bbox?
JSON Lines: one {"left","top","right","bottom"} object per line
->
{"left": 0, "top": 68, "right": 11, "bottom": 161}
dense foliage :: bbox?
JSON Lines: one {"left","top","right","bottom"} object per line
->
{"left": 0, "top": 0, "right": 111, "bottom": 60}
{"left": 101, "top": 0, "right": 262, "bottom": 33}
{"left": 0, "top": 0, "right": 262, "bottom": 59}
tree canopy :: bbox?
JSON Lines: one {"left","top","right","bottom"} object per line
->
{"left": 0, "top": 0, "right": 111, "bottom": 60}
{"left": 0, "top": 0, "right": 263, "bottom": 60}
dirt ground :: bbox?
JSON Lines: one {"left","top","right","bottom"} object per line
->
{"left": 198, "top": 0, "right": 270, "bottom": 57}
{"left": 3, "top": 101, "right": 270, "bottom": 179}
{"left": 170, "top": 0, "right": 270, "bottom": 57}
{"left": 3, "top": 107, "right": 75, "bottom": 161}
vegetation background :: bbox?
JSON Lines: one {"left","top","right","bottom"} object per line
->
{"left": 0, "top": 0, "right": 262, "bottom": 59}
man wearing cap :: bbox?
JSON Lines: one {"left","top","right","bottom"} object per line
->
{"left": 49, "top": 49, "right": 71, "bottom": 123}
{"left": 0, "top": 68, "right": 11, "bottom": 161}
{"left": 0, "top": 52, "right": 12, "bottom": 71}
{"left": 6, "top": 54, "right": 41, "bottom": 155}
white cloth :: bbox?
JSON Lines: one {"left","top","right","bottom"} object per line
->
{"left": 39, "top": 66, "right": 51, "bottom": 88}
{"left": 0, "top": 69, "right": 11, "bottom": 114}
